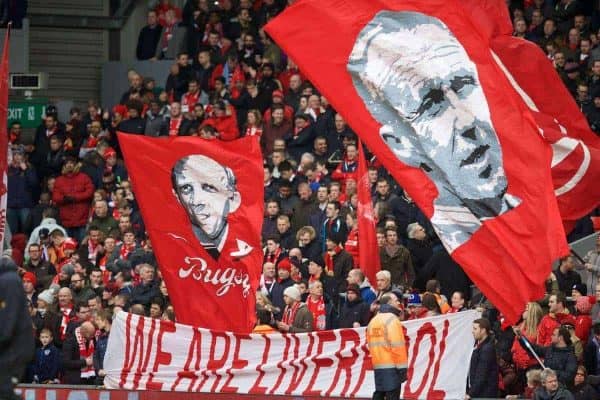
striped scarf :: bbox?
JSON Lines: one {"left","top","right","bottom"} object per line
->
{"left": 75, "top": 327, "right": 96, "bottom": 379}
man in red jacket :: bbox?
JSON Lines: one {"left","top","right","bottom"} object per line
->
{"left": 52, "top": 156, "right": 94, "bottom": 242}
{"left": 538, "top": 293, "right": 576, "bottom": 346}
{"left": 203, "top": 101, "right": 239, "bottom": 141}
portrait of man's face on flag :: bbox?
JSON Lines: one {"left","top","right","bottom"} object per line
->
{"left": 348, "top": 10, "right": 521, "bottom": 250}
{"left": 171, "top": 154, "right": 241, "bottom": 259}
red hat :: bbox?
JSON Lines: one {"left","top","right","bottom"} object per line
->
{"left": 22, "top": 272, "right": 37, "bottom": 287}
{"left": 103, "top": 147, "right": 117, "bottom": 160}
{"left": 272, "top": 90, "right": 284, "bottom": 99}
{"left": 576, "top": 296, "right": 592, "bottom": 315}
{"left": 277, "top": 258, "right": 292, "bottom": 272}
{"left": 63, "top": 238, "right": 78, "bottom": 252}
{"left": 112, "top": 104, "right": 128, "bottom": 116}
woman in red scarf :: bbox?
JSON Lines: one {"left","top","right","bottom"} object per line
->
{"left": 244, "top": 109, "right": 263, "bottom": 137}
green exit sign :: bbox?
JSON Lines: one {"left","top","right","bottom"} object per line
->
{"left": 8, "top": 100, "right": 47, "bottom": 129}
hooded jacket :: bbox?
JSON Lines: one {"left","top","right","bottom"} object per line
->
{"left": 52, "top": 165, "right": 94, "bottom": 228}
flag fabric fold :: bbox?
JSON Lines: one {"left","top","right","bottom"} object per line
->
{"left": 266, "top": 0, "right": 568, "bottom": 324}
{"left": 462, "top": 0, "right": 600, "bottom": 233}
{"left": 118, "top": 134, "right": 264, "bottom": 332}
{"left": 0, "top": 26, "right": 10, "bottom": 253}
{"left": 356, "top": 140, "right": 380, "bottom": 285}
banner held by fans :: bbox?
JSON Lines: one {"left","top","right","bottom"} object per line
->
{"left": 104, "top": 310, "right": 477, "bottom": 399}
{"left": 118, "top": 134, "right": 264, "bottom": 333}
{"left": 266, "top": 0, "right": 568, "bottom": 325}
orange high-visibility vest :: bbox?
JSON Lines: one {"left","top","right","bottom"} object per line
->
{"left": 366, "top": 312, "right": 408, "bottom": 370}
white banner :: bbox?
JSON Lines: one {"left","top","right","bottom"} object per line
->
{"left": 105, "top": 310, "right": 477, "bottom": 399}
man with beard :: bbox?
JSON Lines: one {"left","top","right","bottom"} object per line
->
{"left": 262, "top": 106, "right": 292, "bottom": 157}
{"left": 22, "top": 243, "right": 56, "bottom": 290}
{"left": 258, "top": 62, "right": 282, "bottom": 99}
{"left": 291, "top": 182, "right": 317, "bottom": 235}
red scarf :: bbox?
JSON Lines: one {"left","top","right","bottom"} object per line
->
{"left": 59, "top": 305, "right": 73, "bottom": 341}
{"left": 307, "top": 296, "right": 326, "bottom": 330}
{"left": 75, "top": 326, "right": 96, "bottom": 379}
{"left": 265, "top": 247, "right": 282, "bottom": 264}
{"left": 245, "top": 126, "right": 262, "bottom": 137}
{"left": 9, "top": 131, "right": 19, "bottom": 144}
{"left": 119, "top": 242, "right": 135, "bottom": 260}
{"left": 182, "top": 91, "right": 200, "bottom": 108}
{"left": 282, "top": 302, "right": 301, "bottom": 326}
{"left": 88, "top": 240, "right": 100, "bottom": 263}
{"left": 169, "top": 117, "right": 182, "bottom": 136}
{"left": 323, "top": 245, "right": 342, "bottom": 274}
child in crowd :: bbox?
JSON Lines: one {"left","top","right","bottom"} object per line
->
{"left": 33, "top": 328, "right": 62, "bottom": 384}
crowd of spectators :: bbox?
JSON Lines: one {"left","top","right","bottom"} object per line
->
{"left": 3, "top": 0, "right": 600, "bottom": 398}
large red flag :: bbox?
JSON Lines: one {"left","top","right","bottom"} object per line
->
{"left": 356, "top": 140, "right": 380, "bottom": 286}
{"left": 266, "top": 0, "right": 568, "bottom": 324}
{"left": 0, "top": 26, "right": 10, "bottom": 253}
{"left": 118, "top": 134, "right": 264, "bottom": 332}
{"left": 463, "top": 0, "right": 600, "bottom": 232}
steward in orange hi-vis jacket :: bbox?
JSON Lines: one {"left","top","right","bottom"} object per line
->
{"left": 366, "top": 293, "right": 408, "bottom": 399}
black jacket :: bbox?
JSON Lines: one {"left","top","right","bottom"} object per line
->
{"left": 584, "top": 339, "right": 600, "bottom": 376}
{"left": 130, "top": 280, "right": 161, "bottom": 307}
{"left": 339, "top": 298, "right": 370, "bottom": 328}
{"left": 529, "top": 344, "right": 577, "bottom": 386}
{"left": 61, "top": 333, "right": 90, "bottom": 384}
{"left": 468, "top": 336, "right": 498, "bottom": 398}
{"left": 0, "top": 261, "right": 34, "bottom": 383}
{"left": 118, "top": 117, "right": 146, "bottom": 135}
{"left": 136, "top": 24, "right": 162, "bottom": 60}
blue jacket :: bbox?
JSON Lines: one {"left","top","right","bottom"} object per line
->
{"left": 33, "top": 344, "right": 61, "bottom": 383}
{"left": 7, "top": 165, "right": 38, "bottom": 208}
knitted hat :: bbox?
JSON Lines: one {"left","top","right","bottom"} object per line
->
{"left": 22, "top": 271, "right": 37, "bottom": 287}
{"left": 61, "top": 263, "right": 75, "bottom": 276}
{"left": 63, "top": 238, "right": 78, "bottom": 252}
{"left": 346, "top": 283, "right": 361, "bottom": 296}
{"left": 103, "top": 147, "right": 117, "bottom": 160}
{"left": 572, "top": 283, "right": 587, "bottom": 296}
{"left": 407, "top": 293, "right": 422, "bottom": 307}
{"left": 277, "top": 258, "right": 292, "bottom": 272}
{"left": 37, "top": 289, "right": 54, "bottom": 305}
{"left": 283, "top": 286, "right": 301, "bottom": 302}
{"left": 272, "top": 90, "right": 284, "bottom": 99}
{"left": 576, "top": 296, "right": 592, "bottom": 315}
{"left": 38, "top": 228, "right": 50, "bottom": 239}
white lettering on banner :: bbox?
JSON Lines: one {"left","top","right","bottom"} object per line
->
{"left": 177, "top": 256, "right": 251, "bottom": 297}
{"left": 104, "top": 310, "right": 477, "bottom": 399}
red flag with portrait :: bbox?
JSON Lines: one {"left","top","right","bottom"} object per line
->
{"left": 0, "top": 26, "right": 10, "bottom": 253}
{"left": 118, "top": 133, "right": 264, "bottom": 332}
{"left": 266, "top": 0, "right": 568, "bottom": 324}
{"left": 357, "top": 140, "right": 380, "bottom": 285}
{"left": 462, "top": 0, "right": 600, "bottom": 233}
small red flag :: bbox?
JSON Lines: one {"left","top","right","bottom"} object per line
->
{"left": 266, "top": 0, "right": 568, "bottom": 324}
{"left": 356, "top": 140, "right": 380, "bottom": 286}
{"left": 0, "top": 25, "right": 10, "bottom": 253}
{"left": 118, "top": 134, "right": 264, "bottom": 332}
